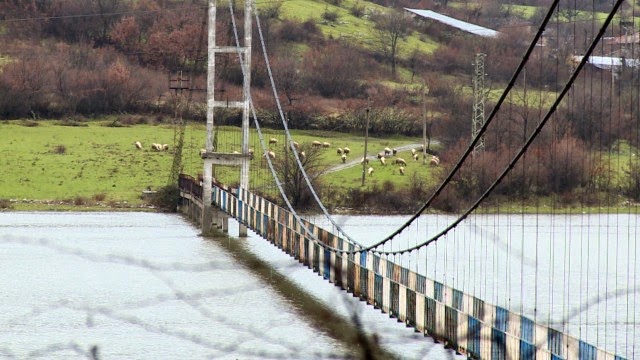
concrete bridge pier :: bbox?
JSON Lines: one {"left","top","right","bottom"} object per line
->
{"left": 239, "top": 224, "right": 247, "bottom": 237}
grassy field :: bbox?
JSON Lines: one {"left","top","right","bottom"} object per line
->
{"left": 275, "top": 0, "right": 438, "bottom": 58}
{"left": 0, "top": 118, "right": 433, "bottom": 209}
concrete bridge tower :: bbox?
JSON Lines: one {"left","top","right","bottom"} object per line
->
{"left": 201, "top": 0, "right": 252, "bottom": 236}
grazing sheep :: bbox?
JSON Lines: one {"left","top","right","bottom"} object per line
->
{"left": 292, "top": 141, "right": 300, "bottom": 149}
{"left": 151, "top": 143, "right": 162, "bottom": 151}
{"left": 341, "top": 154, "right": 347, "bottom": 163}
{"left": 413, "top": 153, "right": 419, "bottom": 161}
{"left": 337, "top": 148, "right": 343, "bottom": 155}
{"left": 343, "top": 147, "right": 351, "bottom": 155}
{"left": 360, "top": 157, "right": 369, "bottom": 164}
{"left": 200, "top": 148, "right": 207, "bottom": 157}
{"left": 299, "top": 151, "right": 306, "bottom": 160}
{"left": 430, "top": 155, "right": 440, "bottom": 166}
{"left": 263, "top": 150, "right": 276, "bottom": 160}
{"left": 377, "top": 152, "right": 384, "bottom": 159}
{"left": 384, "top": 147, "right": 392, "bottom": 156}
{"left": 322, "top": 142, "right": 331, "bottom": 148}
{"left": 411, "top": 148, "right": 416, "bottom": 156}
{"left": 368, "top": 167, "right": 374, "bottom": 176}
{"left": 162, "top": 144, "right": 169, "bottom": 151}
{"left": 312, "top": 140, "right": 322, "bottom": 148}
{"left": 399, "top": 166, "right": 405, "bottom": 175}
{"left": 269, "top": 138, "right": 278, "bottom": 145}
{"left": 134, "top": 141, "right": 142, "bottom": 149}
{"left": 392, "top": 148, "right": 398, "bottom": 156}
{"left": 379, "top": 156, "right": 386, "bottom": 166}
{"left": 395, "top": 158, "right": 407, "bottom": 166}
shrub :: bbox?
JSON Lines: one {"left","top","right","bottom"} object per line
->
{"left": 53, "top": 145, "right": 67, "bottom": 154}
{"left": 0, "top": 199, "right": 13, "bottom": 210}
{"left": 73, "top": 196, "right": 88, "bottom": 205}
{"left": 350, "top": 2, "right": 365, "bottom": 17}
{"left": 322, "top": 7, "right": 339, "bottom": 23}
{"left": 92, "top": 193, "right": 107, "bottom": 202}
{"left": 623, "top": 160, "right": 640, "bottom": 201}
{"left": 149, "top": 185, "right": 180, "bottom": 212}
{"left": 20, "top": 120, "right": 39, "bottom": 127}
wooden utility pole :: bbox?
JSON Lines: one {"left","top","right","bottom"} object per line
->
{"left": 361, "top": 98, "right": 371, "bottom": 186}
{"left": 422, "top": 83, "right": 428, "bottom": 165}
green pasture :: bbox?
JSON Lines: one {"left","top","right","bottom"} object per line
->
{"left": 276, "top": 0, "right": 437, "bottom": 58}
{"left": 0, "top": 119, "right": 432, "bottom": 206}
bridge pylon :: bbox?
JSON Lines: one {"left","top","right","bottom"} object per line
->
{"left": 202, "top": 0, "right": 252, "bottom": 236}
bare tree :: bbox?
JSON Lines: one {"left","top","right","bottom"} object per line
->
{"left": 273, "top": 145, "right": 327, "bottom": 210}
{"left": 371, "top": 10, "right": 412, "bottom": 76}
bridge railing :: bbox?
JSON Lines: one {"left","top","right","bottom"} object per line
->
{"left": 178, "top": 177, "right": 625, "bottom": 360}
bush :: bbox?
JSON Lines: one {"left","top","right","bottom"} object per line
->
{"left": 149, "top": 185, "right": 180, "bottom": 212}
{"left": 73, "top": 196, "right": 88, "bottom": 205}
{"left": 53, "top": 144, "right": 67, "bottom": 154}
{"left": 623, "top": 160, "right": 640, "bottom": 201}
{"left": 350, "top": 2, "right": 365, "bottom": 17}
{"left": 0, "top": 199, "right": 13, "bottom": 210}
{"left": 322, "top": 7, "right": 339, "bottom": 23}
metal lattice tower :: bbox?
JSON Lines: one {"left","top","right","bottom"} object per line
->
{"left": 202, "top": 0, "right": 252, "bottom": 235}
{"left": 472, "top": 53, "right": 486, "bottom": 153}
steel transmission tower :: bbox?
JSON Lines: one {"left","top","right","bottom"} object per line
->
{"left": 472, "top": 53, "right": 486, "bottom": 153}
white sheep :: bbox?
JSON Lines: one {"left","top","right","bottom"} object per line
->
{"left": 384, "top": 147, "right": 392, "bottom": 156}
{"left": 368, "top": 167, "right": 374, "bottom": 176}
{"left": 392, "top": 148, "right": 398, "bottom": 156}
{"left": 413, "top": 153, "right": 419, "bottom": 161}
{"left": 343, "top": 147, "right": 351, "bottom": 155}
{"left": 263, "top": 150, "right": 276, "bottom": 160}
{"left": 299, "top": 151, "right": 306, "bottom": 160}
{"left": 292, "top": 141, "right": 300, "bottom": 149}
{"left": 269, "top": 138, "right": 278, "bottom": 146}
{"left": 322, "top": 142, "right": 331, "bottom": 148}
{"left": 162, "top": 144, "right": 169, "bottom": 151}
{"left": 360, "top": 157, "right": 369, "bottom": 164}
{"left": 430, "top": 155, "right": 440, "bottom": 166}
{"left": 379, "top": 156, "right": 386, "bottom": 166}
{"left": 151, "top": 143, "right": 162, "bottom": 151}
{"left": 134, "top": 141, "right": 142, "bottom": 149}
{"left": 399, "top": 166, "right": 405, "bottom": 175}
{"left": 377, "top": 152, "right": 384, "bottom": 159}
{"left": 337, "top": 148, "right": 343, "bottom": 155}
{"left": 411, "top": 148, "right": 416, "bottom": 156}
{"left": 341, "top": 154, "right": 347, "bottom": 163}
{"left": 395, "top": 158, "right": 407, "bottom": 166}
{"left": 200, "top": 148, "right": 207, "bottom": 158}
{"left": 312, "top": 140, "right": 322, "bottom": 148}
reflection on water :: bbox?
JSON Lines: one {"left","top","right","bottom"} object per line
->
{"left": 0, "top": 212, "right": 467, "bottom": 360}
{"left": 0, "top": 212, "right": 344, "bottom": 359}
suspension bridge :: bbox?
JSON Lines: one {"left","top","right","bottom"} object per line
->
{"left": 175, "top": 0, "right": 639, "bottom": 358}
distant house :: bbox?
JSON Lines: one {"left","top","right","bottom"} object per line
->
{"left": 404, "top": 8, "right": 501, "bottom": 38}
{"left": 571, "top": 55, "right": 640, "bottom": 71}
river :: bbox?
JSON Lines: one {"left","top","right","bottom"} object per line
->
{"left": 0, "top": 212, "right": 462, "bottom": 360}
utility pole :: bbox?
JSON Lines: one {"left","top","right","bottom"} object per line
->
{"left": 168, "top": 71, "right": 190, "bottom": 186}
{"left": 361, "top": 98, "right": 371, "bottom": 186}
{"left": 422, "top": 83, "right": 428, "bottom": 165}
{"left": 472, "top": 53, "right": 486, "bottom": 154}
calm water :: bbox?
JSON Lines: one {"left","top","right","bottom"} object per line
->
{"left": 0, "top": 212, "right": 461, "bottom": 360}
{"left": 309, "top": 213, "right": 640, "bottom": 358}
